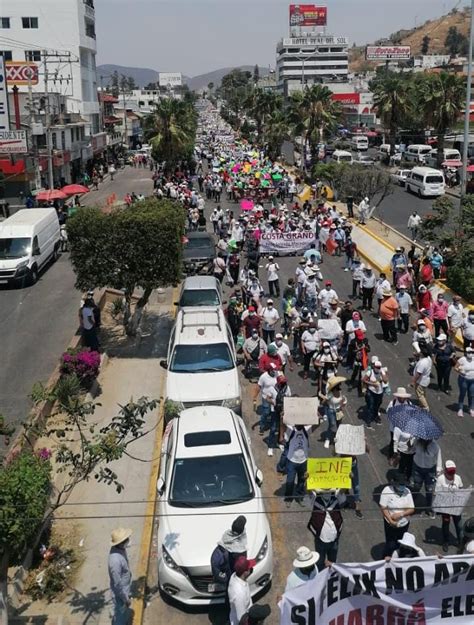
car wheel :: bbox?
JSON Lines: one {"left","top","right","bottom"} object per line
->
{"left": 29, "top": 266, "right": 38, "bottom": 285}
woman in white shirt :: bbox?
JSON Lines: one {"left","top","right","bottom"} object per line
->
{"left": 393, "top": 426, "right": 416, "bottom": 479}
{"left": 319, "top": 377, "right": 347, "bottom": 450}
{"left": 411, "top": 439, "right": 442, "bottom": 517}
{"left": 434, "top": 460, "right": 464, "bottom": 552}
{"left": 455, "top": 346, "right": 474, "bottom": 417}
{"left": 379, "top": 472, "right": 415, "bottom": 558}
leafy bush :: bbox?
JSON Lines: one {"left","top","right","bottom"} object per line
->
{"left": 110, "top": 297, "right": 125, "bottom": 320}
{"left": 54, "top": 373, "right": 82, "bottom": 407}
{"left": 60, "top": 348, "right": 100, "bottom": 386}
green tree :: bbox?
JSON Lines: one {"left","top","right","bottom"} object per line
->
{"left": 219, "top": 69, "right": 253, "bottom": 126}
{"left": 263, "top": 109, "right": 289, "bottom": 160}
{"left": 207, "top": 81, "right": 214, "bottom": 94}
{"left": 421, "top": 35, "right": 430, "bottom": 55}
{"left": 371, "top": 73, "right": 413, "bottom": 156}
{"left": 126, "top": 75, "right": 137, "bottom": 91}
{"left": 110, "top": 70, "right": 119, "bottom": 97}
{"left": 253, "top": 64, "right": 260, "bottom": 84}
{"left": 418, "top": 72, "right": 465, "bottom": 167}
{"left": 244, "top": 89, "right": 283, "bottom": 142}
{"left": 313, "top": 162, "right": 392, "bottom": 207}
{"left": 445, "top": 26, "right": 464, "bottom": 56}
{"left": 67, "top": 200, "right": 186, "bottom": 335}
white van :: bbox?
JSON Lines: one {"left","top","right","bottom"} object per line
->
{"left": 331, "top": 150, "right": 353, "bottom": 164}
{"left": 404, "top": 144, "right": 433, "bottom": 164}
{"left": 0, "top": 208, "right": 60, "bottom": 285}
{"left": 425, "top": 148, "right": 461, "bottom": 168}
{"left": 350, "top": 135, "right": 369, "bottom": 151}
{"left": 405, "top": 167, "right": 445, "bottom": 197}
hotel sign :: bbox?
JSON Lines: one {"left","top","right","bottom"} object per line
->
{"left": 283, "top": 36, "right": 348, "bottom": 46}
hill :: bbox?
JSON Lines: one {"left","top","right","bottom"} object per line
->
{"left": 349, "top": 6, "right": 471, "bottom": 72}
{"left": 186, "top": 66, "right": 270, "bottom": 91}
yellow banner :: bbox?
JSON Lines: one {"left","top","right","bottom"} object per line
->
{"left": 306, "top": 457, "right": 352, "bottom": 490}
{"left": 297, "top": 185, "right": 312, "bottom": 202}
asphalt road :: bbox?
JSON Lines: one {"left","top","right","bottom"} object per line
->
{"left": 144, "top": 171, "right": 474, "bottom": 625}
{"left": 0, "top": 166, "right": 153, "bottom": 436}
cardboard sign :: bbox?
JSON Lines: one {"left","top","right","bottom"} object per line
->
{"left": 317, "top": 319, "right": 343, "bottom": 341}
{"left": 307, "top": 457, "right": 352, "bottom": 490}
{"left": 283, "top": 397, "right": 319, "bottom": 426}
{"left": 432, "top": 488, "right": 472, "bottom": 517}
{"left": 335, "top": 424, "right": 366, "bottom": 456}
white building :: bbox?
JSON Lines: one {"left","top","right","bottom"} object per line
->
{"left": 0, "top": 0, "right": 100, "bottom": 135}
{"left": 276, "top": 34, "right": 349, "bottom": 95}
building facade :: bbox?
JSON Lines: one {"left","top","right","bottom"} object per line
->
{"left": 276, "top": 34, "right": 349, "bottom": 95}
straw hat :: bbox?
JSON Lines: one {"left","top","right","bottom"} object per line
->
{"left": 382, "top": 288, "right": 392, "bottom": 297}
{"left": 110, "top": 527, "right": 132, "bottom": 547}
{"left": 326, "top": 376, "right": 346, "bottom": 393}
{"left": 293, "top": 546, "right": 319, "bottom": 569}
{"left": 393, "top": 387, "right": 411, "bottom": 399}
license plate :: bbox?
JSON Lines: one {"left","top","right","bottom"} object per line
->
{"left": 0, "top": 279, "right": 7, "bottom": 284}
{"left": 208, "top": 583, "right": 225, "bottom": 593}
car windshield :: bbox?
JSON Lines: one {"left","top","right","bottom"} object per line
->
{"left": 180, "top": 289, "right": 220, "bottom": 307}
{"left": 169, "top": 453, "right": 254, "bottom": 506}
{"left": 170, "top": 343, "right": 234, "bottom": 372}
{"left": 340, "top": 155, "right": 352, "bottom": 162}
{"left": 186, "top": 237, "right": 212, "bottom": 249}
{"left": 426, "top": 175, "right": 444, "bottom": 184}
{"left": 0, "top": 237, "right": 31, "bottom": 259}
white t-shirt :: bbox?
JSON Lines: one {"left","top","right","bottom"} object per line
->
{"left": 301, "top": 330, "right": 320, "bottom": 352}
{"left": 261, "top": 307, "right": 280, "bottom": 331}
{"left": 273, "top": 341, "right": 291, "bottom": 365}
{"left": 379, "top": 486, "right": 415, "bottom": 528}
{"left": 266, "top": 262, "right": 280, "bottom": 281}
{"left": 363, "top": 367, "right": 386, "bottom": 395}
{"left": 457, "top": 356, "right": 474, "bottom": 381}
{"left": 448, "top": 303, "right": 464, "bottom": 328}
{"left": 228, "top": 574, "right": 252, "bottom": 625}
{"left": 414, "top": 356, "right": 432, "bottom": 387}
{"left": 318, "top": 288, "right": 338, "bottom": 309}
{"left": 257, "top": 372, "right": 277, "bottom": 395}
{"left": 345, "top": 319, "right": 367, "bottom": 342}
{"left": 285, "top": 568, "right": 317, "bottom": 593}
{"left": 462, "top": 319, "right": 474, "bottom": 340}
{"left": 285, "top": 426, "right": 311, "bottom": 464}
{"left": 396, "top": 293, "right": 413, "bottom": 314}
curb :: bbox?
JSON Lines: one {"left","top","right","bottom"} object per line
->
{"left": 132, "top": 286, "right": 178, "bottom": 625}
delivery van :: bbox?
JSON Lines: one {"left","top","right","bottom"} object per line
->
{"left": 424, "top": 148, "right": 461, "bottom": 168}
{"left": 331, "top": 150, "right": 353, "bottom": 164}
{"left": 350, "top": 135, "right": 369, "bottom": 151}
{"left": 405, "top": 167, "right": 445, "bottom": 198}
{"left": 0, "top": 208, "right": 61, "bottom": 285}
{"left": 404, "top": 144, "right": 433, "bottom": 163}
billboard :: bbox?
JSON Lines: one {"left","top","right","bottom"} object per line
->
{"left": 0, "top": 55, "right": 9, "bottom": 131}
{"left": 6, "top": 61, "right": 39, "bottom": 86}
{"left": 158, "top": 72, "right": 182, "bottom": 88}
{"left": 0, "top": 130, "right": 28, "bottom": 154}
{"left": 289, "top": 5, "right": 327, "bottom": 27}
{"left": 331, "top": 93, "right": 360, "bottom": 105}
{"left": 366, "top": 45, "right": 411, "bottom": 60}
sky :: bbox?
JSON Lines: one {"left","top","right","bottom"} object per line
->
{"left": 95, "top": 0, "right": 470, "bottom": 77}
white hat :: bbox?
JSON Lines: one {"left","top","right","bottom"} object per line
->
{"left": 382, "top": 288, "right": 392, "bottom": 297}
{"left": 275, "top": 333, "right": 283, "bottom": 339}
{"left": 445, "top": 460, "right": 456, "bottom": 469}
{"left": 110, "top": 527, "right": 132, "bottom": 547}
{"left": 436, "top": 334, "right": 447, "bottom": 341}
{"left": 374, "top": 360, "right": 382, "bottom": 367}
{"left": 417, "top": 319, "right": 426, "bottom": 326}
{"left": 398, "top": 532, "right": 422, "bottom": 554}
{"left": 293, "top": 546, "right": 319, "bottom": 569}
{"left": 268, "top": 255, "right": 274, "bottom": 260}
{"left": 393, "top": 387, "right": 411, "bottom": 399}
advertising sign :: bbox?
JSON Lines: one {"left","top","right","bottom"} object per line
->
{"left": 331, "top": 93, "right": 361, "bottom": 105}
{"left": 306, "top": 457, "right": 352, "bottom": 490}
{"left": 0, "top": 130, "right": 28, "bottom": 154}
{"left": 158, "top": 72, "right": 182, "bottom": 88}
{"left": 280, "top": 556, "right": 474, "bottom": 625}
{"left": 5, "top": 61, "right": 39, "bottom": 86}
{"left": 0, "top": 55, "right": 10, "bottom": 131}
{"left": 259, "top": 231, "right": 316, "bottom": 255}
{"left": 366, "top": 45, "right": 411, "bottom": 60}
{"left": 289, "top": 5, "right": 327, "bottom": 27}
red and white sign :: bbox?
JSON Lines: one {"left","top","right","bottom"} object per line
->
{"left": 289, "top": 4, "right": 327, "bottom": 27}
{"left": 366, "top": 45, "right": 411, "bottom": 60}
{"left": 331, "top": 93, "right": 360, "bottom": 105}
{"left": 6, "top": 62, "right": 39, "bottom": 86}
{"left": 0, "top": 130, "right": 28, "bottom": 154}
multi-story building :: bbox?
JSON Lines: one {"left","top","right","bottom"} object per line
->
{"left": 276, "top": 34, "right": 349, "bottom": 96}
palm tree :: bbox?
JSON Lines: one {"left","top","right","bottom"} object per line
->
{"left": 418, "top": 72, "right": 465, "bottom": 167}
{"left": 244, "top": 89, "right": 283, "bottom": 142}
{"left": 372, "top": 74, "right": 413, "bottom": 156}
{"left": 287, "top": 84, "right": 341, "bottom": 169}
{"left": 263, "top": 109, "right": 289, "bottom": 160}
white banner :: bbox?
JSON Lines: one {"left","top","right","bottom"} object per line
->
{"left": 259, "top": 231, "right": 316, "bottom": 255}
{"left": 280, "top": 556, "right": 474, "bottom": 624}
{"left": 0, "top": 130, "right": 27, "bottom": 154}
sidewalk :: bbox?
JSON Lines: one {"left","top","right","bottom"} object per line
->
{"left": 12, "top": 289, "right": 173, "bottom": 625}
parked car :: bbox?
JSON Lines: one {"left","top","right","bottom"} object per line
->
{"left": 405, "top": 167, "right": 445, "bottom": 197}
{"left": 391, "top": 169, "right": 412, "bottom": 186}
{"left": 354, "top": 154, "right": 375, "bottom": 167}
{"left": 404, "top": 144, "right": 433, "bottom": 164}
{"left": 177, "top": 275, "right": 223, "bottom": 309}
{"left": 331, "top": 150, "right": 353, "bottom": 164}
{"left": 161, "top": 307, "right": 241, "bottom": 415}
{"left": 157, "top": 407, "right": 272, "bottom": 605}
{"left": 0, "top": 208, "right": 60, "bottom": 286}
{"left": 183, "top": 231, "right": 215, "bottom": 274}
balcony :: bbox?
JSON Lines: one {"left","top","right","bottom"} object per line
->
{"left": 83, "top": 0, "right": 95, "bottom": 19}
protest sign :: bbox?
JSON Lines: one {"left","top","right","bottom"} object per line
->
{"left": 283, "top": 397, "right": 319, "bottom": 426}
{"left": 279, "top": 555, "right": 474, "bottom": 625}
{"left": 432, "top": 488, "right": 472, "bottom": 517}
{"left": 306, "top": 457, "right": 352, "bottom": 490}
{"left": 335, "top": 424, "right": 366, "bottom": 456}
{"left": 259, "top": 231, "right": 316, "bottom": 255}
{"left": 317, "top": 319, "right": 343, "bottom": 341}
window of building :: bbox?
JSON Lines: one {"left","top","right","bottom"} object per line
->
{"left": 84, "top": 18, "right": 95, "bottom": 38}
{"left": 0, "top": 18, "right": 10, "bottom": 29}
{"left": 25, "top": 50, "right": 41, "bottom": 62}
{"left": 61, "top": 131, "right": 66, "bottom": 151}
{"left": 22, "top": 17, "right": 39, "bottom": 29}
{"left": 51, "top": 133, "right": 57, "bottom": 150}
{"left": 0, "top": 50, "right": 12, "bottom": 61}
{"left": 84, "top": 0, "right": 95, "bottom": 8}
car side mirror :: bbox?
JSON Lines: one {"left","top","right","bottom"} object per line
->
{"left": 157, "top": 477, "right": 165, "bottom": 496}
{"left": 255, "top": 469, "right": 263, "bottom": 487}
{"left": 160, "top": 360, "right": 168, "bottom": 370}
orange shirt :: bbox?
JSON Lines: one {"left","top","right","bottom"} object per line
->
{"left": 380, "top": 296, "right": 399, "bottom": 321}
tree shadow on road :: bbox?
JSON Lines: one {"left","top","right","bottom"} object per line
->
{"left": 101, "top": 311, "right": 173, "bottom": 359}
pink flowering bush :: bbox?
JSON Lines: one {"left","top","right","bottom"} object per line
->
{"left": 60, "top": 348, "right": 100, "bottom": 386}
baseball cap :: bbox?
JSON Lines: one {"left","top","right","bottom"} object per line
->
{"left": 417, "top": 319, "right": 426, "bottom": 326}
{"left": 325, "top": 280, "right": 332, "bottom": 286}
{"left": 445, "top": 460, "right": 456, "bottom": 470}
{"left": 234, "top": 556, "right": 257, "bottom": 576}
{"left": 267, "top": 299, "right": 274, "bottom": 304}
{"left": 248, "top": 306, "right": 255, "bottom": 312}
{"left": 277, "top": 375, "right": 287, "bottom": 385}
{"left": 268, "top": 362, "right": 277, "bottom": 370}
{"left": 275, "top": 333, "right": 283, "bottom": 339}
{"left": 374, "top": 360, "right": 382, "bottom": 368}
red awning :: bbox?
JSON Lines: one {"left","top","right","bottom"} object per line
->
{"left": 0, "top": 159, "right": 26, "bottom": 174}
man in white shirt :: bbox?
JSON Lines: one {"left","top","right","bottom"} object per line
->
{"left": 407, "top": 212, "right": 422, "bottom": 241}
{"left": 227, "top": 556, "right": 255, "bottom": 625}
{"left": 253, "top": 365, "right": 278, "bottom": 434}
{"left": 283, "top": 424, "right": 313, "bottom": 507}
{"left": 270, "top": 333, "right": 294, "bottom": 372}
{"left": 361, "top": 267, "right": 376, "bottom": 311}
{"left": 318, "top": 281, "right": 338, "bottom": 318}
{"left": 413, "top": 347, "right": 432, "bottom": 410}
{"left": 396, "top": 286, "right": 413, "bottom": 334}
{"left": 447, "top": 295, "right": 465, "bottom": 344}
{"left": 265, "top": 256, "right": 280, "bottom": 298}
{"left": 375, "top": 272, "right": 391, "bottom": 318}
{"left": 284, "top": 546, "right": 318, "bottom": 592}
{"left": 434, "top": 460, "right": 464, "bottom": 552}
{"left": 379, "top": 472, "right": 415, "bottom": 557}
{"left": 260, "top": 299, "right": 280, "bottom": 344}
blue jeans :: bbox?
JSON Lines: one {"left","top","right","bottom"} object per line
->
{"left": 267, "top": 409, "right": 281, "bottom": 449}
{"left": 324, "top": 408, "right": 338, "bottom": 443}
{"left": 285, "top": 459, "right": 307, "bottom": 501}
{"left": 411, "top": 463, "right": 436, "bottom": 509}
{"left": 112, "top": 599, "right": 131, "bottom": 625}
{"left": 365, "top": 390, "right": 383, "bottom": 424}
{"left": 305, "top": 294, "right": 317, "bottom": 313}
{"left": 259, "top": 399, "right": 271, "bottom": 433}
{"left": 458, "top": 376, "right": 474, "bottom": 411}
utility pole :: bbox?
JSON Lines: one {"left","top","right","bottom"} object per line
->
{"left": 460, "top": 0, "right": 474, "bottom": 200}
{"left": 43, "top": 50, "right": 54, "bottom": 190}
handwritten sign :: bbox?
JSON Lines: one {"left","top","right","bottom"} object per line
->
{"left": 335, "top": 424, "right": 366, "bottom": 456}
{"left": 283, "top": 397, "right": 319, "bottom": 426}
{"left": 432, "top": 488, "right": 472, "bottom": 517}
{"left": 307, "top": 457, "right": 352, "bottom": 490}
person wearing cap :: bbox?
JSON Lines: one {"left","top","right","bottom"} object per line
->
{"left": 416, "top": 284, "right": 433, "bottom": 317}
{"left": 360, "top": 267, "right": 376, "bottom": 311}
{"left": 318, "top": 281, "right": 338, "bottom": 319}
{"left": 242, "top": 305, "right": 261, "bottom": 339}
{"left": 254, "top": 362, "right": 279, "bottom": 434}
{"left": 270, "top": 334, "right": 294, "bottom": 373}
{"left": 284, "top": 546, "right": 318, "bottom": 592}
{"left": 246, "top": 274, "right": 265, "bottom": 308}
{"left": 412, "top": 319, "right": 433, "bottom": 356}
{"left": 302, "top": 271, "right": 319, "bottom": 314}
{"left": 319, "top": 376, "right": 347, "bottom": 449}
{"left": 391, "top": 532, "right": 425, "bottom": 559}
{"left": 435, "top": 461, "right": 464, "bottom": 552}
{"left": 430, "top": 248, "right": 444, "bottom": 280}
{"left": 351, "top": 258, "right": 364, "bottom": 300}
{"left": 379, "top": 288, "right": 399, "bottom": 344}
{"left": 300, "top": 323, "right": 321, "bottom": 380}
{"left": 344, "top": 311, "right": 367, "bottom": 345}
{"left": 412, "top": 344, "right": 433, "bottom": 410}
{"left": 258, "top": 343, "right": 282, "bottom": 373}
{"left": 407, "top": 211, "right": 422, "bottom": 241}
{"left": 295, "top": 258, "right": 308, "bottom": 305}
{"left": 447, "top": 295, "right": 465, "bottom": 344}
{"left": 362, "top": 359, "right": 388, "bottom": 428}
{"left": 307, "top": 488, "right": 346, "bottom": 570}
{"left": 432, "top": 334, "right": 456, "bottom": 394}
{"left": 243, "top": 330, "right": 267, "bottom": 377}
{"left": 379, "top": 472, "right": 415, "bottom": 557}
{"left": 80, "top": 295, "right": 100, "bottom": 351}
{"left": 396, "top": 264, "right": 413, "bottom": 293}
{"left": 266, "top": 375, "right": 292, "bottom": 456}
{"left": 227, "top": 556, "right": 255, "bottom": 625}
{"left": 282, "top": 423, "right": 314, "bottom": 506}
{"left": 265, "top": 256, "right": 280, "bottom": 298}
{"left": 460, "top": 310, "right": 474, "bottom": 350}
{"left": 454, "top": 346, "right": 474, "bottom": 417}
{"left": 358, "top": 196, "right": 369, "bottom": 225}
{"left": 313, "top": 341, "right": 340, "bottom": 395}
{"left": 260, "top": 299, "right": 280, "bottom": 345}
{"left": 239, "top": 604, "right": 271, "bottom": 625}
{"left": 108, "top": 528, "right": 133, "bottom": 625}
{"left": 391, "top": 247, "right": 408, "bottom": 287}
{"left": 388, "top": 386, "right": 414, "bottom": 469}
{"left": 395, "top": 286, "right": 413, "bottom": 334}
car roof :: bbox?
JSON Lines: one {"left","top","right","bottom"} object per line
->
{"left": 187, "top": 231, "right": 214, "bottom": 240}
{"left": 175, "top": 407, "right": 242, "bottom": 458}
{"left": 174, "top": 307, "right": 228, "bottom": 344}
{"left": 181, "top": 275, "right": 219, "bottom": 290}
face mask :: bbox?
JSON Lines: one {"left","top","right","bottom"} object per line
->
{"left": 251, "top": 333, "right": 258, "bottom": 339}
{"left": 466, "top": 353, "right": 473, "bottom": 360}
{"left": 394, "top": 485, "right": 406, "bottom": 496}
{"left": 309, "top": 328, "right": 316, "bottom": 334}
{"left": 268, "top": 305, "right": 273, "bottom": 309}
{"left": 268, "top": 370, "right": 276, "bottom": 377}
{"left": 323, "top": 348, "right": 330, "bottom": 353}
{"left": 276, "top": 340, "right": 282, "bottom": 346}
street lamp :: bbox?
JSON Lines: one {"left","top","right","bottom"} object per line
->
{"left": 460, "top": 0, "right": 474, "bottom": 198}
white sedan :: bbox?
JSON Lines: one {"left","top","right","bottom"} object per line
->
{"left": 391, "top": 168, "right": 412, "bottom": 186}
{"left": 157, "top": 407, "right": 273, "bottom": 605}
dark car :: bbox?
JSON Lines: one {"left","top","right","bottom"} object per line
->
{"left": 183, "top": 231, "right": 215, "bottom": 274}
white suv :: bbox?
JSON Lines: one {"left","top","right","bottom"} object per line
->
{"left": 161, "top": 307, "right": 241, "bottom": 415}
{"left": 157, "top": 407, "right": 273, "bottom": 605}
